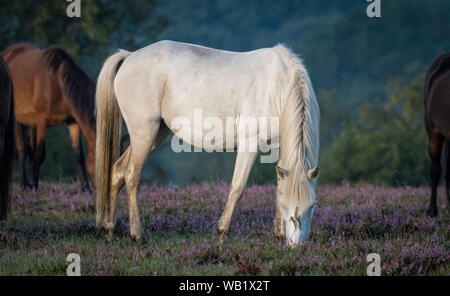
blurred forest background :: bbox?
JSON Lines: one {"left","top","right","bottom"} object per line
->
{"left": 1, "top": 0, "right": 450, "bottom": 186}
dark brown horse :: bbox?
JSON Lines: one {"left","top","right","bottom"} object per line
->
{"left": 1, "top": 43, "right": 95, "bottom": 191}
{"left": 0, "top": 56, "right": 15, "bottom": 220}
{"left": 424, "top": 52, "right": 450, "bottom": 217}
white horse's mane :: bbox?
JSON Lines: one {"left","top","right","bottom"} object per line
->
{"left": 274, "top": 44, "right": 320, "bottom": 205}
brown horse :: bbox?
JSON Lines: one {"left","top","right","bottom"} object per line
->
{"left": 0, "top": 56, "right": 15, "bottom": 221}
{"left": 424, "top": 52, "right": 450, "bottom": 217}
{"left": 1, "top": 43, "right": 96, "bottom": 191}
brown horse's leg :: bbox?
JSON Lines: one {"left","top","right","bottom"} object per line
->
{"left": 28, "top": 126, "right": 36, "bottom": 181}
{"left": 31, "top": 121, "right": 47, "bottom": 189}
{"left": 428, "top": 131, "right": 444, "bottom": 217}
{"left": 14, "top": 123, "right": 31, "bottom": 189}
{"left": 29, "top": 126, "right": 36, "bottom": 162}
{"left": 68, "top": 122, "right": 91, "bottom": 192}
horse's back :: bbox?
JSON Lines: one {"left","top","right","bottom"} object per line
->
{"left": 121, "top": 40, "right": 282, "bottom": 82}
{"left": 1, "top": 42, "right": 50, "bottom": 87}
{"left": 134, "top": 40, "right": 266, "bottom": 60}
{"left": 116, "top": 41, "right": 287, "bottom": 119}
{"left": 425, "top": 52, "right": 450, "bottom": 102}
{"left": 0, "top": 42, "right": 42, "bottom": 63}
{"left": 1, "top": 43, "right": 68, "bottom": 125}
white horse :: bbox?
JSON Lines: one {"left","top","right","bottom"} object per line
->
{"left": 95, "top": 40, "right": 320, "bottom": 246}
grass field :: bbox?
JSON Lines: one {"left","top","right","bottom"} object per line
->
{"left": 0, "top": 181, "right": 448, "bottom": 275}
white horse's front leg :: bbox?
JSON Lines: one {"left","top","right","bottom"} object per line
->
{"left": 217, "top": 151, "right": 258, "bottom": 244}
{"left": 274, "top": 198, "right": 285, "bottom": 238}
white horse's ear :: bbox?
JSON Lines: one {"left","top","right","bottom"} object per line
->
{"left": 276, "top": 166, "right": 289, "bottom": 179}
{"left": 307, "top": 167, "right": 319, "bottom": 180}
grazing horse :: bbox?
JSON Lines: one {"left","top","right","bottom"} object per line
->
{"left": 424, "top": 52, "right": 450, "bottom": 217}
{"left": 95, "top": 40, "right": 320, "bottom": 246}
{"left": 1, "top": 43, "right": 96, "bottom": 191}
{"left": 0, "top": 57, "right": 15, "bottom": 221}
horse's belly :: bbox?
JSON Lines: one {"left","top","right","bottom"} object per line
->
{"left": 15, "top": 112, "right": 36, "bottom": 126}
{"left": 167, "top": 111, "right": 239, "bottom": 151}
{"left": 162, "top": 89, "right": 273, "bottom": 152}
{"left": 15, "top": 109, "right": 69, "bottom": 127}
{"left": 47, "top": 114, "right": 70, "bottom": 126}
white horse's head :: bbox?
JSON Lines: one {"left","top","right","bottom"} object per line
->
{"left": 276, "top": 165, "right": 319, "bottom": 247}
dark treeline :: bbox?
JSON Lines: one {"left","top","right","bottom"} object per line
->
{"left": 2, "top": 0, "right": 450, "bottom": 185}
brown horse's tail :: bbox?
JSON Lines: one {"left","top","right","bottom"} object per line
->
{"left": 1, "top": 79, "right": 15, "bottom": 221}
{"left": 95, "top": 50, "right": 130, "bottom": 226}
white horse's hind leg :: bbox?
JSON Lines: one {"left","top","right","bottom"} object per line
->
{"left": 217, "top": 151, "right": 258, "bottom": 244}
{"left": 104, "top": 146, "right": 131, "bottom": 241}
{"left": 124, "top": 121, "right": 162, "bottom": 242}
{"left": 105, "top": 123, "right": 170, "bottom": 242}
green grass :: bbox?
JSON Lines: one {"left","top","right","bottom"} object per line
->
{"left": 0, "top": 181, "right": 448, "bottom": 275}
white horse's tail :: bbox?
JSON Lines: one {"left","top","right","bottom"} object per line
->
{"left": 95, "top": 50, "right": 130, "bottom": 226}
